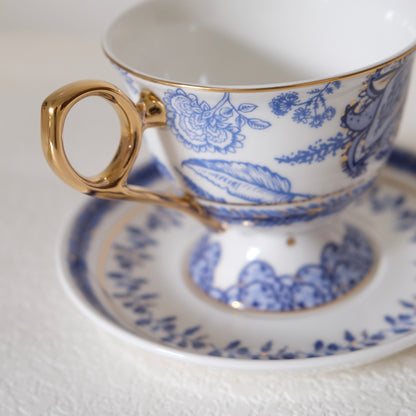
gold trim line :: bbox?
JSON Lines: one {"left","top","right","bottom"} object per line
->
{"left": 103, "top": 44, "right": 416, "bottom": 93}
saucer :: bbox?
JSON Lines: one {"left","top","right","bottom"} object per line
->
{"left": 58, "top": 149, "right": 416, "bottom": 371}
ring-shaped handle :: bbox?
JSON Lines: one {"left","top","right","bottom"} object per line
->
{"left": 41, "top": 80, "right": 224, "bottom": 231}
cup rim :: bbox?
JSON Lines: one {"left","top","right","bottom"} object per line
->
{"left": 103, "top": 42, "right": 416, "bottom": 93}
{"left": 102, "top": 0, "right": 416, "bottom": 93}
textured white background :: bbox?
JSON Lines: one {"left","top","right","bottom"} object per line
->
{"left": 1, "top": 1, "right": 416, "bottom": 414}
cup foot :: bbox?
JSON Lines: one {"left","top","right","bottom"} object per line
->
{"left": 188, "top": 220, "right": 375, "bottom": 312}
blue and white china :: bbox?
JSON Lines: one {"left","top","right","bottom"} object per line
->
{"left": 42, "top": 0, "right": 416, "bottom": 311}
{"left": 59, "top": 150, "right": 416, "bottom": 371}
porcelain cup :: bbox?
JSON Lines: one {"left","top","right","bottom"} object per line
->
{"left": 41, "top": 0, "right": 416, "bottom": 312}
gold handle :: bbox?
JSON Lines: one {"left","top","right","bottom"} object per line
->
{"left": 41, "top": 80, "right": 224, "bottom": 231}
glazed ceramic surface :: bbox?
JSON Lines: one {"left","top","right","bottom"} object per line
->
{"left": 42, "top": 0, "right": 416, "bottom": 313}
{"left": 100, "top": 1, "right": 416, "bottom": 309}
{"left": 103, "top": 0, "right": 416, "bottom": 225}
{"left": 105, "top": 0, "right": 416, "bottom": 86}
{"left": 58, "top": 149, "right": 416, "bottom": 371}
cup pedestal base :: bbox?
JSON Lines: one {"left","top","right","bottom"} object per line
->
{"left": 188, "top": 219, "right": 375, "bottom": 312}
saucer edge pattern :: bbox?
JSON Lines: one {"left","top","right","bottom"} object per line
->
{"left": 66, "top": 157, "right": 416, "bottom": 360}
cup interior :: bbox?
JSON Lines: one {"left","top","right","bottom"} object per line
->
{"left": 104, "top": 0, "right": 416, "bottom": 87}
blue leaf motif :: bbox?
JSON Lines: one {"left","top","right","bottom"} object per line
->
{"left": 192, "top": 340, "right": 206, "bottom": 349}
{"left": 247, "top": 118, "right": 272, "bottom": 130}
{"left": 261, "top": 340, "right": 273, "bottom": 353}
{"left": 400, "top": 300, "right": 415, "bottom": 309}
{"left": 327, "top": 343, "right": 339, "bottom": 351}
{"left": 159, "top": 316, "right": 176, "bottom": 324}
{"left": 183, "top": 325, "right": 201, "bottom": 336}
{"left": 175, "top": 168, "right": 226, "bottom": 202}
{"left": 225, "top": 340, "right": 241, "bottom": 350}
{"left": 235, "top": 115, "right": 245, "bottom": 128}
{"left": 370, "top": 332, "right": 385, "bottom": 341}
{"left": 181, "top": 159, "right": 307, "bottom": 203}
{"left": 108, "top": 272, "right": 124, "bottom": 279}
{"left": 220, "top": 107, "right": 233, "bottom": 118}
{"left": 135, "top": 319, "right": 151, "bottom": 326}
{"left": 314, "top": 340, "right": 324, "bottom": 351}
{"left": 139, "top": 293, "right": 158, "bottom": 300}
{"left": 238, "top": 103, "right": 258, "bottom": 113}
{"left": 393, "top": 328, "right": 411, "bottom": 334}
{"left": 344, "top": 330, "right": 355, "bottom": 342}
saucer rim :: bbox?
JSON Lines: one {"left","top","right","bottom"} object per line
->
{"left": 56, "top": 148, "right": 416, "bottom": 371}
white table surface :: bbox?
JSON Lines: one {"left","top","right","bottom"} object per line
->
{"left": 2, "top": 3, "right": 416, "bottom": 414}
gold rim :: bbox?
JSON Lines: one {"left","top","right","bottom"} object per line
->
{"left": 103, "top": 44, "right": 416, "bottom": 93}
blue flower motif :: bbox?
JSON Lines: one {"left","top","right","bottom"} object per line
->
{"left": 273, "top": 57, "right": 413, "bottom": 178}
{"left": 309, "top": 114, "right": 324, "bottom": 128}
{"left": 269, "top": 82, "right": 340, "bottom": 128}
{"left": 164, "top": 89, "right": 271, "bottom": 153}
{"left": 269, "top": 92, "right": 300, "bottom": 116}
{"left": 292, "top": 107, "right": 311, "bottom": 124}
{"left": 323, "top": 106, "right": 336, "bottom": 120}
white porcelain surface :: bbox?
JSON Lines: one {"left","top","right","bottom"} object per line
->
{"left": 5, "top": 3, "right": 416, "bottom": 411}
{"left": 58, "top": 154, "right": 416, "bottom": 371}
{"left": 101, "top": 1, "right": 416, "bottom": 231}
{"left": 44, "top": 0, "right": 416, "bottom": 317}
{"left": 104, "top": 0, "right": 416, "bottom": 86}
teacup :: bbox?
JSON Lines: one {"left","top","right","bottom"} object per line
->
{"left": 41, "top": 0, "right": 416, "bottom": 312}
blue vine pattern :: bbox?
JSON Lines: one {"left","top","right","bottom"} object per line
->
{"left": 189, "top": 225, "right": 373, "bottom": 311}
{"left": 269, "top": 82, "right": 341, "bottom": 128}
{"left": 164, "top": 88, "right": 271, "bottom": 154}
{"left": 102, "top": 180, "right": 416, "bottom": 358}
{"left": 67, "top": 163, "right": 161, "bottom": 320}
{"left": 67, "top": 158, "right": 416, "bottom": 360}
{"left": 273, "top": 57, "right": 413, "bottom": 177}
{"left": 275, "top": 132, "right": 348, "bottom": 165}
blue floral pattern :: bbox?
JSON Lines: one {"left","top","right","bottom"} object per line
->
{"left": 274, "top": 57, "right": 413, "bottom": 177}
{"left": 269, "top": 82, "right": 341, "bottom": 128}
{"left": 164, "top": 88, "right": 271, "bottom": 153}
{"left": 341, "top": 58, "right": 412, "bottom": 177}
{"left": 189, "top": 225, "right": 373, "bottom": 311}
{"left": 66, "top": 157, "right": 416, "bottom": 360}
